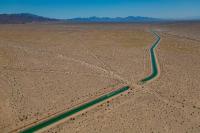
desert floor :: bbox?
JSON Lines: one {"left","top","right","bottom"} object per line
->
{"left": 0, "top": 23, "right": 154, "bottom": 132}
{"left": 0, "top": 23, "right": 200, "bottom": 133}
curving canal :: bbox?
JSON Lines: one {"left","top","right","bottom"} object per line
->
{"left": 20, "top": 30, "right": 161, "bottom": 133}
{"left": 140, "top": 30, "right": 161, "bottom": 83}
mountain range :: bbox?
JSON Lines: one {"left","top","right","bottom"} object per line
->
{"left": 68, "top": 16, "right": 162, "bottom": 23}
{"left": 0, "top": 13, "right": 164, "bottom": 24}
{"left": 0, "top": 13, "right": 57, "bottom": 24}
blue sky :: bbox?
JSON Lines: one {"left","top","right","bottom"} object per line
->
{"left": 0, "top": 0, "right": 200, "bottom": 19}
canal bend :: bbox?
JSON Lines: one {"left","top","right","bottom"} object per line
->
{"left": 20, "top": 30, "right": 161, "bottom": 133}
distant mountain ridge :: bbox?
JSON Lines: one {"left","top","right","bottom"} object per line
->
{"left": 68, "top": 16, "right": 162, "bottom": 23}
{"left": 0, "top": 13, "right": 57, "bottom": 24}
{"left": 0, "top": 13, "right": 164, "bottom": 24}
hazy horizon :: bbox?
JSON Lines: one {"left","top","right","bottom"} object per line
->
{"left": 0, "top": 0, "right": 200, "bottom": 19}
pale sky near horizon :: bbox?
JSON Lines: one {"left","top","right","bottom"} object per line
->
{"left": 0, "top": 0, "right": 200, "bottom": 19}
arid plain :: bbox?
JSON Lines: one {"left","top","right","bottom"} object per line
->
{"left": 0, "top": 23, "right": 200, "bottom": 133}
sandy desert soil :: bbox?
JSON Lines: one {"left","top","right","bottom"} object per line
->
{"left": 0, "top": 23, "right": 155, "bottom": 132}
{"left": 43, "top": 23, "right": 200, "bottom": 133}
{"left": 1, "top": 22, "right": 199, "bottom": 133}
{"left": 155, "top": 21, "right": 200, "bottom": 41}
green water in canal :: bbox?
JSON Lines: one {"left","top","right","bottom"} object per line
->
{"left": 140, "top": 31, "right": 160, "bottom": 83}
{"left": 21, "top": 86, "right": 129, "bottom": 133}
